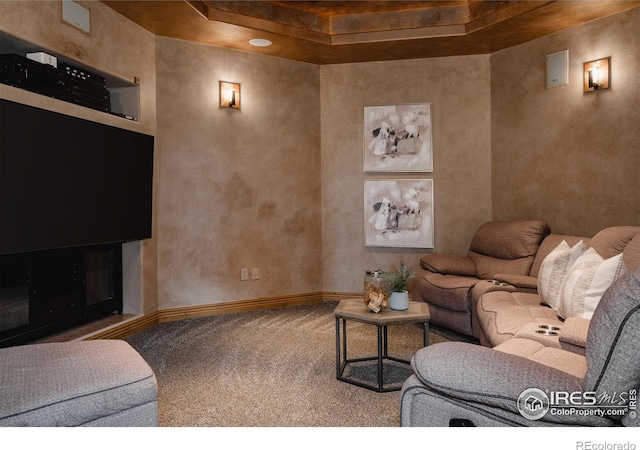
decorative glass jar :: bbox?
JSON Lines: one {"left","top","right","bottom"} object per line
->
{"left": 363, "top": 269, "right": 389, "bottom": 313}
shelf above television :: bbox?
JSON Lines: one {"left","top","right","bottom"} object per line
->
{"left": 0, "top": 31, "right": 139, "bottom": 121}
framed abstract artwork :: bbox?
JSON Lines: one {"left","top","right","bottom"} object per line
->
{"left": 364, "top": 179, "right": 434, "bottom": 248}
{"left": 363, "top": 103, "right": 433, "bottom": 172}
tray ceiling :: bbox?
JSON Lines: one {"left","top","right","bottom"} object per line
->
{"left": 102, "top": 1, "right": 640, "bottom": 64}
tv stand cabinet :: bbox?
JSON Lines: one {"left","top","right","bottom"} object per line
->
{"left": 0, "top": 243, "right": 123, "bottom": 348}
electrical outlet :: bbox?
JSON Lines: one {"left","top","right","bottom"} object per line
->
{"left": 241, "top": 268, "right": 249, "bottom": 281}
{"left": 252, "top": 268, "right": 259, "bottom": 280}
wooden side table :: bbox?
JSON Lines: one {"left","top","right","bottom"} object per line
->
{"left": 334, "top": 298, "right": 431, "bottom": 392}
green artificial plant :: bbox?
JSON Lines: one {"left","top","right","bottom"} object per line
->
{"left": 381, "top": 261, "right": 416, "bottom": 293}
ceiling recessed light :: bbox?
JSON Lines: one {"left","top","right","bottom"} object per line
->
{"left": 249, "top": 38, "right": 272, "bottom": 47}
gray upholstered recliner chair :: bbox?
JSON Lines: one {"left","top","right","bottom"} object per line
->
{"left": 412, "top": 220, "right": 550, "bottom": 337}
{"left": 400, "top": 267, "right": 640, "bottom": 427}
{"left": 0, "top": 340, "right": 158, "bottom": 426}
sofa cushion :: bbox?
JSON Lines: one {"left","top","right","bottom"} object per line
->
{"left": 468, "top": 220, "right": 549, "bottom": 280}
{"left": 537, "top": 240, "right": 586, "bottom": 310}
{"left": 623, "top": 234, "right": 640, "bottom": 270}
{"left": 588, "top": 226, "right": 640, "bottom": 260}
{"left": 468, "top": 220, "right": 550, "bottom": 260}
{"left": 558, "top": 248, "right": 626, "bottom": 320}
{"left": 419, "top": 254, "right": 476, "bottom": 276}
{"left": 494, "top": 338, "right": 587, "bottom": 379}
{"left": 584, "top": 268, "right": 640, "bottom": 427}
{"left": 493, "top": 273, "right": 537, "bottom": 291}
{"left": 468, "top": 254, "right": 535, "bottom": 280}
{"left": 477, "top": 291, "right": 559, "bottom": 346}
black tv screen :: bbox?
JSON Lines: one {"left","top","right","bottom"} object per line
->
{"left": 0, "top": 99, "right": 154, "bottom": 255}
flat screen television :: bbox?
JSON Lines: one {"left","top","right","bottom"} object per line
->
{"left": 0, "top": 99, "right": 154, "bottom": 255}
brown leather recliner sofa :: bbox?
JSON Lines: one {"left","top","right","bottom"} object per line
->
{"left": 412, "top": 220, "right": 640, "bottom": 343}
{"left": 475, "top": 225, "right": 640, "bottom": 348}
{"left": 411, "top": 219, "right": 551, "bottom": 338}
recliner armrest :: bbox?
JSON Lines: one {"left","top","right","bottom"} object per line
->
{"left": 419, "top": 254, "right": 476, "bottom": 276}
{"left": 493, "top": 273, "right": 537, "bottom": 291}
{"left": 411, "top": 342, "right": 610, "bottom": 426}
{"left": 559, "top": 317, "right": 590, "bottom": 350}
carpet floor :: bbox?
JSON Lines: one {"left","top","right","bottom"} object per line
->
{"left": 125, "top": 300, "right": 471, "bottom": 427}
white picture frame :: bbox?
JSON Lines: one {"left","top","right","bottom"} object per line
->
{"left": 364, "top": 179, "right": 434, "bottom": 248}
{"left": 363, "top": 103, "right": 433, "bottom": 172}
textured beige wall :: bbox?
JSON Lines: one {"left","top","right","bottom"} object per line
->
{"left": 0, "top": 1, "right": 158, "bottom": 314}
{"left": 154, "top": 37, "right": 322, "bottom": 309}
{"left": 491, "top": 8, "right": 640, "bottom": 236}
{"left": 320, "top": 56, "right": 493, "bottom": 293}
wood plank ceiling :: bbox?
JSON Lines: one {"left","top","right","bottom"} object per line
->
{"left": 102, "top": 1, "right": 640, "bottom": 64}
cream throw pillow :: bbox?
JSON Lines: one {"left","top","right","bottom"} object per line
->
{"left": 537, "top": 240, "right": 586, "bottom": 311}
{"left": 558, "top": 248, "right": 627, "bottom": 320}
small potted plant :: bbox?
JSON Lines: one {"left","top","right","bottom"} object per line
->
{"left": 381, "top": 261, "right": 415, "bottom": 310}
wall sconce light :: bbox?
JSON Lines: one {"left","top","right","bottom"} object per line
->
{"left": 220, "top": 81, "right": 241, "bottom": 109}
{"left": 583, "top": 57, "right": 610, "bottom": 92}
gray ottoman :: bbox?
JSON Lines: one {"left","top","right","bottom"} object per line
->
{"left": 0, "top": 340, "right": 158, "bottom": 426}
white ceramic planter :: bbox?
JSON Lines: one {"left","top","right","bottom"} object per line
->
{"left": 389, "top": 290, "right": 409, "bottom": 310}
